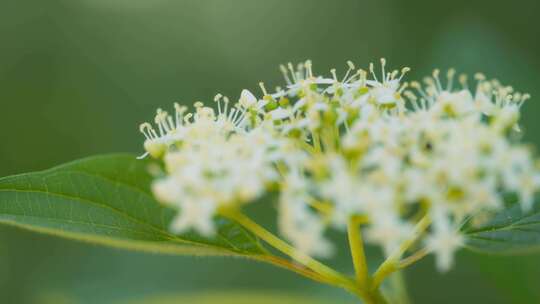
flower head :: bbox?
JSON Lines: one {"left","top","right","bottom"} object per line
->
{"left": 140, "top": 59, "right": 539, "bottom": 271}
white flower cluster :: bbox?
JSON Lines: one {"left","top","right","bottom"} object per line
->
{"left": 139, "top": 59, "right": 539, "bottom": 272}
{"left": 140, "top": 100, "right": 282, "bottom": 235}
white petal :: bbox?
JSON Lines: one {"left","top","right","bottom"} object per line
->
{"left": 239, "top": 89, "right": 257, "bottom": 108}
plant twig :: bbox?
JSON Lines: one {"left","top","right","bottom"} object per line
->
{"left": 347, "top": 215, "right": 370, "bottom": 287}
{"left": 398, "top": 247, "right": 430, "bottom": 269}
{"left": 372, "top": 215, "right": 431, "bottom": 289}
{"left": 220, "top": 209, "right": 350, "bottom": 286}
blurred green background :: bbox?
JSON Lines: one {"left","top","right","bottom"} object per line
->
{"left": 1, "top": 0, "right": 540, "bottom": 303}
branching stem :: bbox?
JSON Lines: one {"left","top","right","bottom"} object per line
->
{"left": 372, "top": 215, "right": 431, "bottom": 289}
{"left": 398, "top": 247, "right": 430, "bottom": 269}
{"left": 221, "top": 207, "right": 434, "bottom": 304}
{"left": 347, "top": 215, "right": 370, "bottom": 288}
{"left": 220, "top": 209, "right": 349, "bottom": 286}
{"left": 221, "top": 209, "right": 389, "bottom": 304}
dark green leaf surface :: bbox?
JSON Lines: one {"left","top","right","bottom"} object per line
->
{"left": 0, "top": 154, "right": 267, "bottom": 256}
{"left": 464, "top": 204, "right": 540, "bottom": 254}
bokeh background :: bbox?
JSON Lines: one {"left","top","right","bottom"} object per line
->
{"left": 1, "top": 0, "right": 540, "bottom": 303}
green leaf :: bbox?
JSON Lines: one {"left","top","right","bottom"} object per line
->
{"left": 0, "top": 154, "right": 338, "bottom": 285}
{"left": 464, "top": 203, "right": 540, "bottom": 254}
{"left": 0, "top": 154, "right": 267, "bottom": 257}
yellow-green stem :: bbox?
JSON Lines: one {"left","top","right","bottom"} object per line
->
{"left": 347, "top": 215, "right": 370, "bottom": 288}
{"left": 312, "top": 131, "right": 322, "bottom": 153}
{"left": 398, "top": 247, "right": 430, "bottom": 269}
{"left": 372, "top": 215, "right": 431, "bottom": 289}
{"left": 220, "top": 209, "right": 349, "bottom": 286}
{"left": 221, "top": 209, "right": 390, "bottom": 303}
{"left": 388, "top": 271, "right": 411, "bottom": 304}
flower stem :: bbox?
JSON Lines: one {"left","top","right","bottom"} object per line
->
{"left": 221, "top": 209, "right": 390, "bottom": 304}
{"left": 372, "top": 215, "right": 431, "bottom": 289}
{"left": 387, "top": 271, "right": 411, "bottom": 304}
{"left": 220, "top": 209, "right": 350, "bottom": 286}
{"left": 312, "top": 131, "right": 322, "bottom": 153}
{"left": 398, "top": 247, "right": 430, "bottom": 269}
{"left": 347, "top": 215, "right": 370, "bottom": 288}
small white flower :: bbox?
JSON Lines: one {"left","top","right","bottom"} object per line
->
{"left": 239, "top": 89, "right": 258, "bottom": 108}
{"left": 318, "top": 154, "right": 362, "bottom": 228}
{"left": 425, "top": 209, "right": 464, "bottom": 272}
{"left": 368, "top": 79, "right": 400, "bottom": 105}
{"left": 169, "top": 199, "right": 217, "bottom": 236}
{"left": 279, "top": 168, "right": 334, "bottom": 258}
{"left": 365, "top": 59, "right": 409, "bottom": 109}
{"left": 365, "top": 213, "right": 414, "bottom": 256}
{"left": 426, "top": 229, "right": 464, "bottom": 272}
